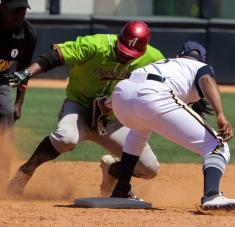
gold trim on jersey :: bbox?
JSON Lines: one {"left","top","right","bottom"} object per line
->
{"left": 0, "top": 59, "right": 15, "bottom": 72}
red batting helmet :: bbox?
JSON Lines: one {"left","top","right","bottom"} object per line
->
{"left": 117, "top": 21, "right": 151, "bottom": 58}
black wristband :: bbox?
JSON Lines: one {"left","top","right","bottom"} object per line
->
{"left": 36, "top": 50, "right": 62, "bottom": 72}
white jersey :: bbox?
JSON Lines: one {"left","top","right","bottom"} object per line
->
{"left": 132, "top": 58, "right": 215, "bottom": 103}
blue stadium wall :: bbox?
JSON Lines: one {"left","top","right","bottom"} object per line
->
{"left": 28, "top": 15, "right": 235, "bottom": 84}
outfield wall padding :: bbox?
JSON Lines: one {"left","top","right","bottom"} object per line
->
{"left": 27, "top": 15, "right": 235, "bottom": 84}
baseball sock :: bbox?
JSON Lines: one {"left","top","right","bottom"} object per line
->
{"left": 20, "top": 136, "right": 60, "bottom": 176}
{"left": 203, "top": 166, "right": 222, "bottom": 197}
{"left": 109, "top": 160, "right": 139, "bottom": 178}
{"left": 111, "top": 152, "right": 139, "bottom": 198}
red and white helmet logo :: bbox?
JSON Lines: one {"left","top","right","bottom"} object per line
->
{"left": 128, "top": 38, "right": 138, "bottom": 48}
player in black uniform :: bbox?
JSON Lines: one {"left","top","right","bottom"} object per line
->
{"left": 0, "top": 0, "right": 37, "bottom": 186}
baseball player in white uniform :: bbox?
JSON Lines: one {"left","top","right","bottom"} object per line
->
{"left": 110, "top": 41, "right": 235, "bottom": 210}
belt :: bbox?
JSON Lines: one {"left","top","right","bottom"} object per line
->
{"left": 126, "top": 73, "right": 166, "bottom": 83}
{"left": 146, "top": 73, "right": 166, "bottom": 83}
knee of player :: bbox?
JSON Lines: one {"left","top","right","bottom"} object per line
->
{"left": 63, "top": 135, "right": 79, "bottom": 147}
{"left": 50, "top": 129, "right": 79, "bottom": 153}
{"left": 221, "top": 142, "right": 230, "bottom": 163}
{"left": 202, "top": 142, "right": 231, "bottom": 174}
{"left": 212, "top": 142, "right": 230, "bottom": 163}
{"left": 203, "top": 141, "right": 230, "bottom": 164}
{"left": 140, "top": 161, "right": 160, "bottom": 179}
{"left": 146, "top": 163, "right": 160, "bottom": 179}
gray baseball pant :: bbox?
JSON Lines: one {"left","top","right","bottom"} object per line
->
{"left": 49, "top": 99, "right": 159, "bottom": 179}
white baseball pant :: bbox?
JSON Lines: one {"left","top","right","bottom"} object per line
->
{"left": 111, "top": 78, "right": 230, "bottom": 171}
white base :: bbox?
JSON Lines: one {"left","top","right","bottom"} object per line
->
{"left": 74, "top": 197, "right": 152, "bottom": 209}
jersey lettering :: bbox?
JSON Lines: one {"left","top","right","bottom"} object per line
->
{"left": 93, "top": 67, "right": 129, "bottom": 81}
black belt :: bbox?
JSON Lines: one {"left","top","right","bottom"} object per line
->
{"left": 126, "top": 73, "right": 165, "bottom": 83}
{"left": 147, "top": 73, "right": 166, "bottom": 83}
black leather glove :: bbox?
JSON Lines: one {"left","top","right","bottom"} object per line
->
{"left": 189, "top": 99, "right": 214, "bottom": 118}
{"left": 3, "top": 70, "right": 31, "bottom": 87}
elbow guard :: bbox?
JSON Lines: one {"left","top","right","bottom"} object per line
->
{"left": 36, "top": 50, "right": 62, "bottom": 72}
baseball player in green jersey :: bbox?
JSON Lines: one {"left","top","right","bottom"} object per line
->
{"left": 5, "top": 21, "right": 164, "bottom": 198}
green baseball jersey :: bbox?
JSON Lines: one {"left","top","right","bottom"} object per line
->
{"left": 56, "top": 34, "right": 164, "bottom": 109}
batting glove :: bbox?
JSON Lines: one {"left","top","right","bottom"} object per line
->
{"left": 3, "top": 70, "right": 31, "bottom": 87}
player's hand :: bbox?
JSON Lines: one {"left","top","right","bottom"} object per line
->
{"left": 216, "top": 114, "right": 233, "bottom": 142}
{"left": 14, "top": 103, "right": 22, "bottom": 122}
{"left": 3, "top": 70, "right": 31, "bottom": 87}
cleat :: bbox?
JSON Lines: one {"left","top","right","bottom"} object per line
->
{"left": 100, "top": 155, "right": 143, "bottom": 201}
{"left": 201, "top": 193, "right": 235, "bottom": 210}
{"left": 100, "top": 155, "right": 119, "bottom": 196}
{"left": 6, "top": 170, "right": 31, "bottom": 197}
{"left": 128, "top": 191, "right": 144, "bottom": 202}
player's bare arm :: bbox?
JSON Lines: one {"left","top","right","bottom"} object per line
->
{"left": 14, "top": 87, "right": 27, "bottom": 121}
{"left": 199, "top": 74, "right": 233, "bottom": 141}
{"left": 26, "top": 63, "right": 43, "bottom": 76}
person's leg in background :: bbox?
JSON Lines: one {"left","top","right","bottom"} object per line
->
{"left": 0, "top": 85, "right": 15, "bottom": 193}
{"left": 6, "top": 100, "right": 90, "bottom": 195}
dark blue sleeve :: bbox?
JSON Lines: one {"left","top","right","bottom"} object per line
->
{"left": 195, "top": 65, "right": 215, "bottom": 98}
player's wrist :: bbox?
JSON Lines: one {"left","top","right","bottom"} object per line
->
{"left": 23, "top": 70, "right": 31, "bottom": 78}
{"left": 26, "top": 63, "right": 43, "bottom": 77}
{"left": 16, "top": 70, "right": 31, "bottom": 82}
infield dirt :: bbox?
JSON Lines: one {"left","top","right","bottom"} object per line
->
{"left": 0, "top": 79, "right": 234, "bottom": 226}
{"left": 0, "top": 161, "right": 234, "bottom": 226}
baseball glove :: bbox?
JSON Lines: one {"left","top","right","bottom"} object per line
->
{"left": 91, "top": 96, "right": 111, "bottom": 136}
{"left": 189, "top": 98, "right": 214, "bottom": 118}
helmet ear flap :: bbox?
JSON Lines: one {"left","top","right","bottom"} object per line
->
{"left": 189, "top": 50, "right": 202, "bottom": 61}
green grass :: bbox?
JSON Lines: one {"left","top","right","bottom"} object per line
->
{"left": 14, "top": 88, "right": 235, "bottom": 163}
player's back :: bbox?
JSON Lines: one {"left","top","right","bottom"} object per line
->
{"left": 142, "top": 58, "right": 207, "bottom": 102}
